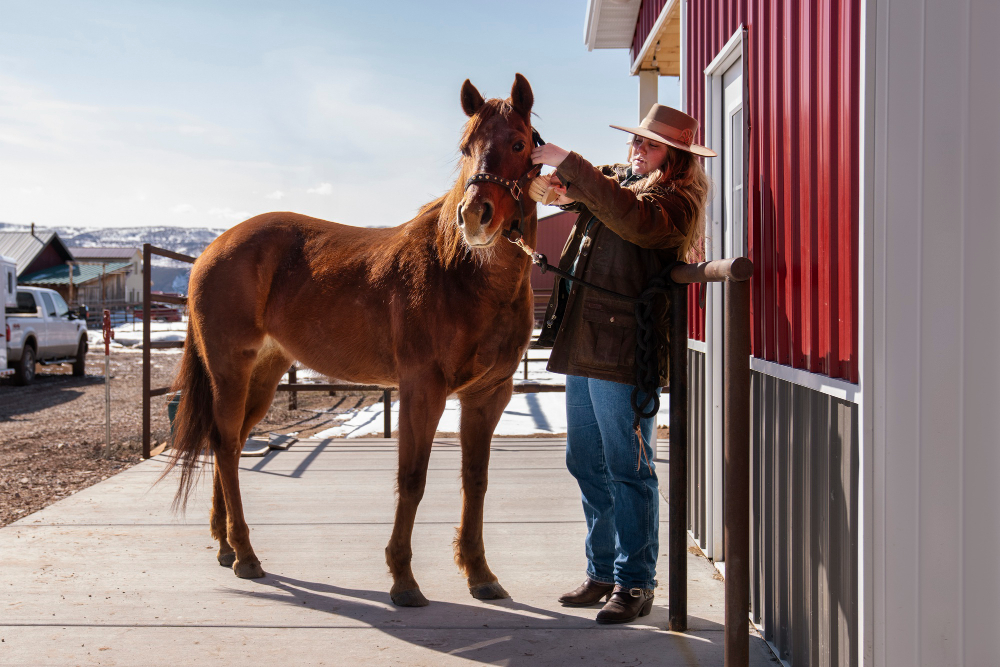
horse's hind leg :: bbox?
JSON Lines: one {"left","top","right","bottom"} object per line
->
{"left": 386, "top": 374, "right": 448, "bottom": 607}
{"left": 455, "top": 381, "right": 512, "bottom": 600}
{"left": 211, "top": 340, "right": 292, "bottom": 569}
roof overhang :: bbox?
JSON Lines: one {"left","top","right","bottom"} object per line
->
{"left": 629, "top": 0, "right": 681, "bottom": 76}
{"left": 584, "top": 0, "right": 643, "bottom": 51}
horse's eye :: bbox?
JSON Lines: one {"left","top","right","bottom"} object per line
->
{"left": 513, "top": 141, "right": 525, "bottom": 153}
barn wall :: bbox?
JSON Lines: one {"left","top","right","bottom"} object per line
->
{"left": 686, "top": 348, "right": 707, "bottom": 545}
{"left": 23, "top": 244, "right": 67, "bottom": 278}
{"left": 752, "top": 371, "right": 859, "bottom": 667}
{"left": 677, "top": 2, "right": 862, "bottom": 665}
{"left": 686, "top": 0, "right": 860, "bottom": 383}
{"left": 871, "top": 1, "right": 1000, "bottom": 665}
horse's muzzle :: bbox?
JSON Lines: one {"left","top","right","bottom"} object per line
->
{"left": 458, "top": 198, "right": 501, "bottom": 247}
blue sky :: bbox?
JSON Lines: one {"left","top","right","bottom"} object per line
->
{"left": 0, "top": 1, "right": 678, "bottom": 229}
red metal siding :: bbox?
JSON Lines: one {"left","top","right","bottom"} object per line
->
{"left": 686, "top": 0, "right": 859, "bottom": 382}
{"left": 23, "top": 244, "right": 68, "bottom": 277}
{"left": 631, "top": 0, "right": 670, "bottom": 65}
{"left": 531, "top": 210, "right": 576, "bottom": 292}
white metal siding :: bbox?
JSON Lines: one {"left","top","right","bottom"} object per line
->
{"left": 870, "top": 1, "right": 1000, "bottom": 665}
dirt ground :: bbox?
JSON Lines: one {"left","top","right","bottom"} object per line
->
{"left": 0, "top": 347, "right": 379, "bottom": 528}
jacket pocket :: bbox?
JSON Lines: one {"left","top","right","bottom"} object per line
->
{"left": 571, "top": 298, "right": 637, "bottom": 371}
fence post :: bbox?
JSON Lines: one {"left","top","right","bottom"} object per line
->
{"left": 142, "top": 244, "right": 151, "bottom": 459}
{"left": 724, "top": 278, "right": 751, "bottom": 667}
{"left": 668, "top": 279, "right": 689, "bottom": 632}
{"left": 383, "top": 389, "right": 392, "bottom": 438}
{"left": 287, "top": 365, "right": 297, "bottom": 410}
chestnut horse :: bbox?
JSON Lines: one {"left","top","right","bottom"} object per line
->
{"left": 164, "top": 75, "right": 538, "bottom": 607}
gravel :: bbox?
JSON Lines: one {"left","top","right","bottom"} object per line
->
{"left": 0, "top": 347, "right": 380, "bottom": 527}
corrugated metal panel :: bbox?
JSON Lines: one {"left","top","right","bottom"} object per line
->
{"left": 531, "top": 210, "right": 576, "bottom": 293}
{"left": 20, "top": 261, "right": 132, "bottom": 286}
{"left": 751, "top": 371, "right": 858, "bottom": 666}
{"left": 686, "top": 0, "right": 859, "bottom": 383}
{"left": 69, "top": 247, "right": 140, "bottom": 261}
{"left": 0, "top": 232, "right": 49, "bottom": 274}
{"left": 688, "top": 283, "right": 704, "bottom": 340}
{"left": 686, "top": 348, "right": 707, "bottom": 544}
{"left": 631, "top": 0, "right": 669, "bottom": 65}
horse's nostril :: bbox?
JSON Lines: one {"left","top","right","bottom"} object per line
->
{"left": 457, "top": 204, "right": 465, "bottom": 227}
{"left": 481, "top": 201, "right": 493, "bottom": 226}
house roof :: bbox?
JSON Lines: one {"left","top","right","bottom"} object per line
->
{"left": 584, "top": 0, "right": 642, "bottom": 51}
{"left": 69, "top": 246, "right": 140, "bottom": 262}
{"left": 0, "top": 231, "right": 74, "bottom": 275}
{"left": 19, "top": 261, "right": 132, "bottom": 287}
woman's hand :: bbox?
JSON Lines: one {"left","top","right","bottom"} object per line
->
{"left": 546, "top": 173, "right": 573, "bottom": 206}
{"left": 531, "top": 143, "right": 570, "bottom": 168}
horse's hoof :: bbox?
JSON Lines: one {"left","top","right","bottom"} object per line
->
{"left": 391, "top": 588, "right": 429, "bottom": 607}
{"left": 233, "top": 558, "right": 265, "bottom": 579}
{"left": 470, "top": 581, "right": 509, "bottom": 600}
{"left": 218, "top": 551, "right": 236, "bottom": 568}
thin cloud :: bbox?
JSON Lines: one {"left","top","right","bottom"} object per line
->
{"left": 307, "top": 183, "right": 333, "bottom": 195}
{"left": 208, "top": 207, "right": 250, "bottom": 221}
{"left": 265, "top": 190, "right": 285, "bottom": 200}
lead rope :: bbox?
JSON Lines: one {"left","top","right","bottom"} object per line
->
{"left": 510, "top": 237, "right": 676, "bottom": 474}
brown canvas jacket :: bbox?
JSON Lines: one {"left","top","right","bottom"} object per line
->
{"left": 537, "top": 151, "right": 694, "bottom": 387}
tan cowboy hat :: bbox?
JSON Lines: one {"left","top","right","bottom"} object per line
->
{"left": 610, "top": 104, "right": 717, "bottom": 157}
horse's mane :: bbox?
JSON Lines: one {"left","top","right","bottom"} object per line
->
{"left": 436, "top": 98, "right": 519, "bottom": 268}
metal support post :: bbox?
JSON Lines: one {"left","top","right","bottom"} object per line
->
{"left": 102, "top": 309, "right": 115, "bottom": 458}
{"left": 724, "top": 278, "right": 751, "bottom": 667}
{"left": 668, "top": 279, "right": 689, "bottom": 632}
{"left": 383, "top": 389, "right": 392, "bottom": 437}
{"left": 287, "top": 365, "right": 297, "bottom": 410}
{"left": 141, "top": 244, "right": 151, "bottom": 458}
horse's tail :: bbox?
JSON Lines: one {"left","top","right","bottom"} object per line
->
{"left": 158, "top": 322, "right": 217, "bottom": 511}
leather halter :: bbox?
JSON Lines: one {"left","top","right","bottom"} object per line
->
{"left": 462, "top": 128, "right": 545, "bottom": 244}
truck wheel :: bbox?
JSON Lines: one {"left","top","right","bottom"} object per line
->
{"left": 14, "top": 344, "right": 36, "bottom": 386}
{"left": 71, "top": 337, "right": 87, "bottom": 376}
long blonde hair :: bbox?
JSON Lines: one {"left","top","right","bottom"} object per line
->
{"left": 627, "top": 139, "right": 710, "bottom": 263}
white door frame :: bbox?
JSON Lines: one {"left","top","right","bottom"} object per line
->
{"left": 701, "top": 25, "right": 746, "bottom": 561}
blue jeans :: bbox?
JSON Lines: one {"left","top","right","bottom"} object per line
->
{"left": 565, "top": 375, "right": 659, "bottom": 590}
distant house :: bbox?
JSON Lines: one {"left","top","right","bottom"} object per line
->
{"left": 0, "top": 226, "right": 74, "bottom": 278}
{"left": 67, "top": 247, "right": 143, "bottom": 304}
{"left": 19, "top": 261, "right": 133, "bottom": 310}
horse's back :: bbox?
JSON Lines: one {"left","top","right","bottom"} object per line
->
{"left": 189, "top": 212, "right": 419, "bottom": 385}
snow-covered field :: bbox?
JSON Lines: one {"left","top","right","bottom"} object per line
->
{"left": 87, "top": 320, "right": 187, "bottom": 348}
{"left": 312, "top": 348, "right": 671, "bottom": 439}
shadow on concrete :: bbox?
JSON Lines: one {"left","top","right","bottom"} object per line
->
{"left": 224, "top": 573, "right": 725, "bottom": 665}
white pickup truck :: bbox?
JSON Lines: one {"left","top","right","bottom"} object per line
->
{"left": 4, "top": 284, "right": 89, "bottom": 385}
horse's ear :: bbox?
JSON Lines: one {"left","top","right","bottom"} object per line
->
{"left": 511, "top": 73, "right": 533, "bottom": 120}
{"left": 461, "top": 79, "right": 485, "bottom": 117}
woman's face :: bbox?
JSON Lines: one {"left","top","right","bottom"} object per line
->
{"left": 629, "top": 135, "right": 669, "bottom": 175}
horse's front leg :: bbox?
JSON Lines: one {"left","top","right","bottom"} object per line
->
{"left": 211, "top": 464, "right": 235, "bottom": 567}
{"left": 386, "top": 374, "right": 448, "bottom": 607}
{"left": 455, "top": 380, "right": 512, "bottom": 600}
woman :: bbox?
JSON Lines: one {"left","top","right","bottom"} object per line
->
{"left": 531, "top": 104, "right": 714, "bottom": 624}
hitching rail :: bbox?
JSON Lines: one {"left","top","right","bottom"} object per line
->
{"left": 668, "top": 257, "right": 753, "bottom": 667}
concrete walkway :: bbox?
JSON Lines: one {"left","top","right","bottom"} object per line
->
{"left": 0, "top": 438, "right": 777, "bottom": 666}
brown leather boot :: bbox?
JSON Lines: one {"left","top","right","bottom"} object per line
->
{"left": 558, "top": 578, "right": 615, "bottom": 607}
{"left": 595, "top": 585, "right": 655, "bottom": 624}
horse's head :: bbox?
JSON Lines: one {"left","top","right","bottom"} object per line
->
{"left": 455, "top": 74, "right": 535, "bottom": 248}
